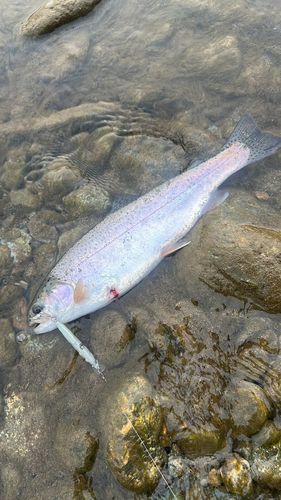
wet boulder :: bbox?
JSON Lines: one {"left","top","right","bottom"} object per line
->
{"left": 175, "top": 424, "right": 226, "bottom": 459}
{"left": 21, "top": 0, "right": 103, "bottom": 37}
{"left": 175, "top": 189, "right": 281, "bottom": 314}
{"left": 223, "top": 380, "right": 272, "bottom": 438}
{"left": 215, "top": 453, "right": 253, "bottom": 497}
{"left": 105, "top": 376, "right": 167, "bottom": 495}
{"left": 239, "top": 421, "right": 281, "bottom": 491}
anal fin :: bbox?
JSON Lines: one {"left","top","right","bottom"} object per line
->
{"left": 161, "top": 237, "right": 191, "bottom": 257}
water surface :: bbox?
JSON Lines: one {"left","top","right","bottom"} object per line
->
{"left": 0, "top": 0, "right": 281, "bottom": 499}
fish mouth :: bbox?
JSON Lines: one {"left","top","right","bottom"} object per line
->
{"left": 30, "top": 321, "right": 40, "bottom": 330}
{"left": 29, "top": 313, "right": 47, "bottom": 333}
{"left": 29, "top": 315, "right": 57, "bottom": 334}
{"left": 29, "top": 313, "right": 42, "bottom": 330}
{"left": 29, "top": 320, "right": 43, "bottom": 333}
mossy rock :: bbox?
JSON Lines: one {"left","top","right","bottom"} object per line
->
{"left": 106, "top": 394, "right": 167, "bottom": 494}
{"left": 175, "top": 425, "right": 225, "bottom": 458}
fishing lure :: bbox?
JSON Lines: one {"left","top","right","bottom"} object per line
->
{"left": 56, "top": 320, "right": 105, "bottom": 379}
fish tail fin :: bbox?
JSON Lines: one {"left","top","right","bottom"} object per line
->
{"left": 221, "top": 114, "right": 281, "bottom": 166}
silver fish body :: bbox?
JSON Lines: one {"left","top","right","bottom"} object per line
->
{"left": 29, "top": 114, "right": 281, "bottom": 333}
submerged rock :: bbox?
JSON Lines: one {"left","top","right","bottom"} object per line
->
{"left": 252, "top": 455, "right": 281, "bottom": 492}
{"left": 0, "top": 246, "right": 13, "bottom": 283}
{"left": 0, "top": 466, "right": 22, "bottom": 500}
{"left": 63, "top": 184, "right": 111, "bottom": 217}
{"left": 40, "top": 166, "right": 80, "bottom": 203}
{"left": 106, "top": 377, "right": 167, "bottom": 494}
{"left": 239, "top": 421, "right": 281, "bottom": 492}
{"left": 10, "top": 189, "right": 40, "bottom": 209}
{"left": 90, "top": 311, "right": 137, "bottom": 370}
{"left": 219, "top": 453, "right": 253, "bottom": 497}
{"left": 263, "top": 357, "right": 281, "bottom": 411}
{"left": 223, "top": 381, "right": 272, "bottom": 438}
{"left": 175, "top": 425, "right": 225, "bottom": 459}
{"left": 32, "top": 244, "right": 57, "bottom": 274}
{"left": 175, "top": 190, "right": 281, "bottom": 314}
{"left": 21, "top": 0, "right": 103, "bottom": 37}
{"left": 54, "top": 420, "right": 99, "bottom": 470}
{"left": 1, "top": 157, "right": 25, "bottom": 191}
{"left": 0, "top": 144, "right": 29, "bottom": 190}
{"left": 0, "top": 319, "right": 19, "bottom": 368}
{"left": 37, "top": 31, "right": 90, "bottom": 82}
{"left": 1, "top": 228, "right": 32, "bottom": 265}
{"left": 27, "top": 212, "right": 59, "bottom": 244}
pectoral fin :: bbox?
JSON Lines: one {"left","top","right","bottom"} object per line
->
{"left": 74, "top": 279, "right": 89, "bottom": 304}
{"left": 161, "top": 238, "right": 191, "bottom": 257}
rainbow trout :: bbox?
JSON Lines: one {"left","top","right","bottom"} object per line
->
{"left": 29, "top": 114, "right": 281, "bottom": 337}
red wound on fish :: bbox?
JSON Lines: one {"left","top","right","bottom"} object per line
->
{"left": 109, "top": 287, "right": 119, "bottom": 299}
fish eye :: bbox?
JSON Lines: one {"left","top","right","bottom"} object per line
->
{"left": 32, "top": 302, "right": 44, "bottom": 315}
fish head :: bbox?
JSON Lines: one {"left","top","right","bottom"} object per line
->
{"left": 29, "top": 276, "right": 76, "bottom": 334}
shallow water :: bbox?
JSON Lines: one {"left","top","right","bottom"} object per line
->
{"left": 0, "top": 0, "right": 281, "bottom": 499}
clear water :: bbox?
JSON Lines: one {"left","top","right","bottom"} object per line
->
{"left": 0, "top": 0, "right": 281, "bottom": 499}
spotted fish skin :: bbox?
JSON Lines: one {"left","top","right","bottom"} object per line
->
{"left": 29, "top": 114, "right": 281, "bottom": 333}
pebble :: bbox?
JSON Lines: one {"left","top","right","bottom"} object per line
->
{"left": 0, "top": 144, "right": 29, "bottom": 191}
{"left": 255, "top": 190, "right": 270, "bottom": 201}
{"left": 0, "top": 284, "right": 23, "bottom": 311}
